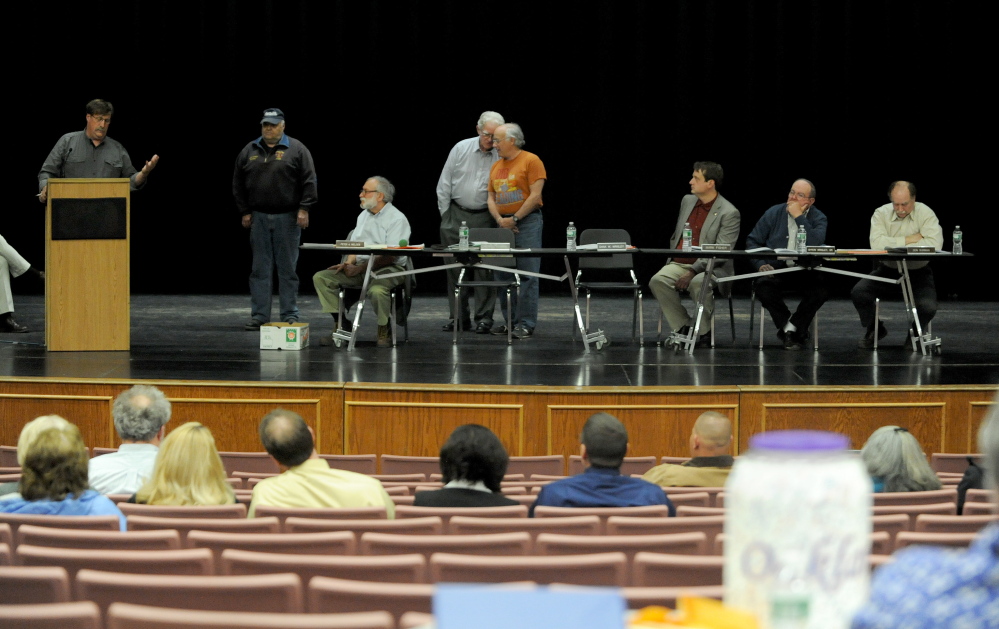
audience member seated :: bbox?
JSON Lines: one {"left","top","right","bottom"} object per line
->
{"left": 0, "top": 418, "right": 126, "bottom": 530}
{"left": 851, "top": 401, "right": 999, "bottom": 628}
{"left": 861, "top": 425, "right": 942, "bottom": 493}
{"left": 530, "top": 412, "right": 675, "bottom": 516}
{"left": 413, "top": 424, "right": 518, "bottom": 508}
{"left": 131, "top": 422, "right": 236, "bottom": 505}
{"left": 89, "top": 384, "right": 171, "bottom": 495}
{"left": 642, "top": 411, "right": 734, "bottom": 487}
{"left": 1, "top": 414, "right": 74, "bottom": 498}
{"left": 248, "top": 408, "right": 395, "bottom": 518}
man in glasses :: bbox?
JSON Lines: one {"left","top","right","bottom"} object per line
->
{"left": 436, "top": 111, "right": 504, "bottom": 334}
{"left": 37, "top": 99, "right": 159, "bottom": 204}
{"left": 745, "top": 179, "right": 829, "bottom": 350}
{"left": 233, "top": 108, "right": 318, "bottom": 330}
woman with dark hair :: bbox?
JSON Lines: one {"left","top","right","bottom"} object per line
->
{"left": 413, "top": 424, "right": 518, "bottom": 507}
{"left": 0, "top": 419, "right": 125, "bottom": 530}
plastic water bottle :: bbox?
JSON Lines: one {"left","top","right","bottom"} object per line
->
{"left": 724, "top": 430, "right": 871, "bottom": 629}
{"left": 681, "top": 222, "right": 692, "bottom": 252}
{"left": 458, "top": 221, "right": 469, "bottom": 251}
{"left": 796, "top": 229, "right": 807, "bottom": 254}
{"left": 566, "top": 222, "right": 577, "bottom": 252}
{"left": 952, "top": 225, "right": 963, "bottom": 255}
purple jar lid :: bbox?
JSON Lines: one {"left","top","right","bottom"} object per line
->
{"left": 749, "top": 430, "right": 849, "bottom": 452}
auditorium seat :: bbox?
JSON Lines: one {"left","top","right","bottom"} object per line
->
{"left": 379, "top": 455, "right": 439, "bottom": 477}
{"left": 399, "top": 611, "right": 435, "bottom": 629}
{"left": 871, "top": 502, "right": 957, "bottom": 517}
{"left": 505, "top": 455, "right": 566, "bottom": 477}
{"left": 126, "top": 515, "right": 280, "bottom": 545}
{"left": 394, "top": 504, "right": 527, "bottom": 524}
{"left": 535, "top": 532, "right": 708, "bottom": 561}
{"left": 308, "top": 576, "right": 434, "bottom": 619}
{"left": 105, "top": 602, "right": 394, "bottom": 629}
{"left": 16, "top": 545, "right": 215, "bottom": 580}
{"left": 914, "top": 513, "right": 997, "bottom": 534}
{"left": 869, "top": 531, "right": 892, "bottom": 555}
{"left": 252, "top": 506, "right": 389, "bottom": 526}
{"left": 189, "top": 530, "right": 357, "bottom": 567}
{"left": 929, "top": 453, "right": 981, "bottom": 474}
{"left": 370, "top": 473, "right": 428, "bottom": 482}
{"left": 0, "top": 522, "right": 11, "bottom": 548}
{"left": 871, "top": 488, "right": 957, "bottom": 507}
{"left": 894, "top": 531, "right": 979, "bottom": 550}
{"left": 675, "top": 505, "right": 726, "bottom": 517}
{"left": 0, "top": 565, "right": 72, "bottom": 604}
{"left": 872, "top": 513, "right": 912, "bottom": 542}
{"left": 533, "top": 505, "right": 670, "bottom": 527}
{"left": 360, "top": 531, "right": 532, "bottom": 559}
{"left": 232, "top": 471, "right": 279, "bottom": 483}
{"left": 567, "top": 455, "right": 658, "bottom": 476}
{"left": 117, "top": 503, "right": 247, "bottom": 519}
{"left": 631, "top": 552, "right": 723, "bottom": 587}
{"left": 223, "top": 548, "right": 428, "bottom": 584}
{"left": 217, "top": 451, "right": 280, "bottom": 477}
{"left": 285, "top": 516, "right": 443, "bottom": 536}
{"left": 661, "top": 486, "right": 727, "bottom": 507}
{"left": 91, "top": 447, "right": 118, "bottom": 457}
{"left": 0, "top": 513, "right": 120, "bottom": 538}
{"left": 391, "top": 495, "right": 417, "bottom": 506}
{"left": 0, "top": 444, "right": 17, "bottom": 466}
{"left": 318, "top": 453, "right": 378, "bottom": 475}
{"left": 447, "top": 515, "right": 602, "bottom": 539}
{"left": 965, "top": 488, "right": 999, "bottom": 504}
{"left": 665, "top": 492, "right": 711, "bottom": 508}
{"left": 0, "top": 601, "right": 101, "bottom": 629}
{"left": 16, "top": 524, "right": 181, "bottom": 552}
{"left": 429, "top": 552, "right": 628, "bottom": 586}
{"left": 75, "top": 569, "right": 304, "bottom": 616}
{"left": 606, "top": 514, "right": 724, "bottom": 541}
{"left": 963, "top": 502, "right": 999, "bottom": 516}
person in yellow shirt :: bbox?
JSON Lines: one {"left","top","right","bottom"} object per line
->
{"left": 642, "top": 411, "right": 734, "bottom": 487}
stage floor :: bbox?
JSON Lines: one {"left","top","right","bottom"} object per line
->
{"left": 2, "top": 294, "right": 997, "bottom": 387}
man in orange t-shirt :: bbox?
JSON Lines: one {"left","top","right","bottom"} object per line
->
{"left": 486, "top": 123, "right": 547, "bottom": 339}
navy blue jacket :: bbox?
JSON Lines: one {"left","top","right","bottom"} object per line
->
{"left": 746, "top": 203, "right": 828, "bottom": 270}
{"left": 530, "top": 466, "right": 675, "bottom": 516}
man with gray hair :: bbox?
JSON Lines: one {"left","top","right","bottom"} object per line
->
{"left": 487, "top": 122, "right": 547, "bottom": 339}
{"left": 312, "top": 176, "right": 411, "bottom": 348}
{"left": 88, "top": 385, "right": 171, "bottom": 495}
{"left": 436, "top": 111, "right": 504, "bottom": 334}
{"left": 851, "top": 400, "right": 999, "bottom": 628}
{"left": 642, "top": 411, "right": 735, "bottom": 487}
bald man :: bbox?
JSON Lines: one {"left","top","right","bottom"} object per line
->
{"left": 642, "top": 411, "right": 734, "bottom": 487}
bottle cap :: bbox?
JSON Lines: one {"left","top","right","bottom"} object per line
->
{"left": 749, "top": 430, "right": 849, "bottom": 452}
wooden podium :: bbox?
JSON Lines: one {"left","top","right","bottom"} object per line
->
{"left": 45, "top": 178, "right": 130, "bottom": 351}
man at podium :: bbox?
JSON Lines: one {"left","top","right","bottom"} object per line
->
{"left": 36, "top": 99, "right": 159, "bottom": 204}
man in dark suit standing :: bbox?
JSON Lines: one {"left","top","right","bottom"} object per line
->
{"left": 648, "top": 162, "right": 740, "bottom": 340}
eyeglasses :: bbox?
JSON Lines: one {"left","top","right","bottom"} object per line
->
{"left": 90, "top": 115, "right": 111, "bottom": 124}
{"left": 479, "top": 132, "right": 494, "bottom": 139}
{"left": 788, "top": 190, "right": 812, "bottom": 200}
{"left": 359, "top": 189, "right": 379, "bottom": 196}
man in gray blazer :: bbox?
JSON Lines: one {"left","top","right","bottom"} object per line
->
{"left": 649, "top": 162, "right": 741, "bottom": 339}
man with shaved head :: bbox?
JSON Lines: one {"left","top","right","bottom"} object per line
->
{"left": 745, "top": 179, "right": 829, "bottom": 350}
{"left": 850, "top": 181, "right": 942, "bottom": 350}
{"left": 249, "top": 408, "right": 394, "bottom": 517}
{"left": 642, "top": 411, "right": 735, "bottom": 487}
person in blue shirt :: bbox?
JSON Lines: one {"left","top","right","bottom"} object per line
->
{"left": 851, "top": 402, "right": 999, "bottom": 628}
{"left": 0, "top": 418, "right": 126, "bottom": 531}
{"left": 530, "top": 413, "right": 674, "bottom": 517}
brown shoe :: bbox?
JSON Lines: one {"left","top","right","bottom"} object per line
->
{"left": 0, "top": 313, "right": 28, "bottom": 333}
{"left": 377, "top": 324, "right": 392, "bottom": 348}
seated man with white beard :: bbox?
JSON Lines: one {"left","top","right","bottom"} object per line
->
{"left": 312, "top": 176, "right": 411, "bottom": 348}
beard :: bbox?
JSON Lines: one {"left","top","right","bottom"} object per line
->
{"left": 360, "top": 196, "right": 378, "bottom": 211}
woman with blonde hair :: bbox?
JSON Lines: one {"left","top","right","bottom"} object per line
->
{"left": 860, "top": 425, "right": 942, "bottom": 493}
{"left": 132, "top": 422, "right": 235, "bottom": 505}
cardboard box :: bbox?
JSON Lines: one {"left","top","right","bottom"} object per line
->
{"left": 260, "top": 322, "right": 310, "bottom": 350}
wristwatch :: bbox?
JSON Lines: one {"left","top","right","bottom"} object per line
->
{"left": 511, "top": 215, "right": 520, "bottom": 224}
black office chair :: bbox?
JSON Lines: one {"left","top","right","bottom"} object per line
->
{"left": 748, "top": 282, "right": 818, "bottom": 350}
{"left": 572, "top": 229, "right": 643, "bottom": 345}
{"left": 454, "top": 228, "right": 519, "bottom": 345}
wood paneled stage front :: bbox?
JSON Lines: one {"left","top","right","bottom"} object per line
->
{"left": 1, "top": 379, "right": 994, "bottom": 467}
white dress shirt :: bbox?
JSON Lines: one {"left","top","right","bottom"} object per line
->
{"left": 88, "top": 443, "right": 159, "bottom": 495}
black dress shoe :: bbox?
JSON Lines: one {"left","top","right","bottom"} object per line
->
{"left": 244, "top": 319, "right": 264, "bottom": 331}
{"left": 474, "top": 321, "right": 493, "bottom": 334}
{"left": 0, "top": 313, "right": 28, "bottom": 333}
{"left": 858, "top": 321, "right": 888, "bottom": 349}
{"left": 442, "top": 319, "right": 472, "bottom": 332}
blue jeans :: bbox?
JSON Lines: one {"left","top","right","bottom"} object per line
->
{"left": 495, "top": 211, "right": 542, "bottom": 330}
{"left": 249, "top": 211, "right": 301, "bottom": 323}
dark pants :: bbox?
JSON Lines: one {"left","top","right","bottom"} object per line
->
{"left": 851, "top": 264, "right": 937, "bottom": 329}
{"left": 440, "top": 200, "right": 497, "bottom": 324}
{"left": 754, "top": 269, "right": 829, "bottom": 335}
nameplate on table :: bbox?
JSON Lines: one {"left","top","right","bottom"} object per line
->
{"left": 479, "top": 243, "right": 512, "bottom": 251}
{"left": 906, "top": 245, "right": 935, "bottom": 253}
{"left": 336, "top": 240, "right": 366, "bottom": 248}
{"left": 806, "top": 246, "right": 836, "bottom": 253}
{"left": 700, "top": 243, "right": 733, "bottom": 251}
{"left": 596, "top": 242, "right": 628, "bottom": 250}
